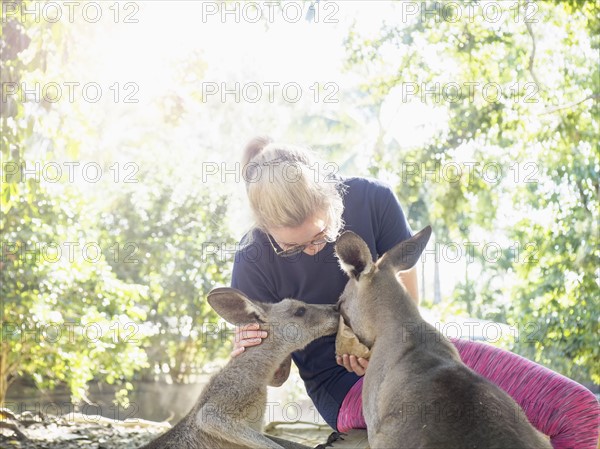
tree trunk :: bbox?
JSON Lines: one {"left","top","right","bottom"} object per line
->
{"left": 0, "top": 344, "right": 9, "bottom": 404}
{"left": 433, "top": 238, "right": 441, "bottom": 304}
{"left": 420, "top": 259, "right": 426, "bottom": 301}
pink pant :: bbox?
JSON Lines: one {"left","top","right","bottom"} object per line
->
{"left": 337, "top": 338, "right": 600, "bottom": 449}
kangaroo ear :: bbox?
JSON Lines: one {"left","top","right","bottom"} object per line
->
{"left": 335, "top": 231, "right": 374, "bottom": 280}
{"left": 207, "top": 287, "right": 269, "bottom": 325}
{"left": 377, "top": 226, "right": 432, "bottom": 272}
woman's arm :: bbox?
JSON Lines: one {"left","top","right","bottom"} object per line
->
{"left": 373, "top": 181, "right": 418, "bottom": 304}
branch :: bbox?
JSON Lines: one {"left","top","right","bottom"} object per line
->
{"left": 539, "top": 94, "right": 600, "bottom": 115}
{"left": 0, "top": 408, "right": 18, "bottom": 421}
{"left": 524, "top": 1, "right": 543, "bottom": 91}
{"left": 576, "top": 181, "right": 590, "bottom": 213}
{"left": 0, "top": 421, "right": 28, "bottom": 440}
{"left": 6, "top": 361, "right": 19, "bottom": 376}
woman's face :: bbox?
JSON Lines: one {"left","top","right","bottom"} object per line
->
{"left": 268, "top": 215, "right": 329, "bottom": 256}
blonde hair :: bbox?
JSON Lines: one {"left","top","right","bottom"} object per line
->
{"left": 241, "top": 136, "right": 345, "bottom": 241}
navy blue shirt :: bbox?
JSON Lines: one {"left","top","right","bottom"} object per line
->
{"left": 230, "top": 177, "right": 413, "bottom": 429}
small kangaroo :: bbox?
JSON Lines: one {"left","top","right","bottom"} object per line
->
{"left": 140, "top": 287, "right": 339, "bottom": 449}
{"left": 335, "top": 227, "right": 552, "bottom": 449}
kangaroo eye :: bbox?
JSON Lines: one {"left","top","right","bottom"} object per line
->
{"left": 294, "top": 307, "right": 306, "bottom": 317}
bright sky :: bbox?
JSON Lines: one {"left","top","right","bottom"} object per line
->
{"left": 75, "top": 2, "right": 404, "bottom": 100}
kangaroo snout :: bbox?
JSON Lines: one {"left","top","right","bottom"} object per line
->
{"left": 298, "top": 303, "right": 339, "bottom": 342}
{"left": 320, "top": 304, "right": 340, "bottom": 335}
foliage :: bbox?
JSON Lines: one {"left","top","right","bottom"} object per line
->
{"left": 343, "top": 0, "right": 599, "bottom": 385}
{"left": 0, "top": 1, "right": 234, "bottom": 407}
{"left": 1, "top": 0, "right": 597, "bottom": 414}
{"left": 97, "top": 167, "right": 235, "bottom": 383}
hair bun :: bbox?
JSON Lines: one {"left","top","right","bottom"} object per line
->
{"left": 242, "top": 136, "right": 273, "bottom": 167}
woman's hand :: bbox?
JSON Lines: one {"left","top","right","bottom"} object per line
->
{"left": 336, "top": 354, "right": 369, "bottom": 376}
{"left": 232, "top": 323, "right": 268, "bottom": 357}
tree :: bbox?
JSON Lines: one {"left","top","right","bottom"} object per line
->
{"left": 342, "top": 0, "right": 599, "bottom": 384}
{"left": 1, "top": 2, "right": 148, "bottom": 405}
{"left": 97, "top": 166, "right": 235, "bottom": 383}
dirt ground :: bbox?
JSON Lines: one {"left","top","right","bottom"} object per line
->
{"left": 0, "top": 411, "right": 338, "bottom": 449}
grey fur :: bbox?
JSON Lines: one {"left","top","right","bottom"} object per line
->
{"left": 140, "top": 287, "right": 338, "bottom": 449}
{"left": 335, "top": 227, "right": 552, "bottom": 449}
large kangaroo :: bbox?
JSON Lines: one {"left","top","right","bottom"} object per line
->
{"left": 334, "top": 227, "right": 552, "bottom": 449}
{"left": 140, "top": 287, "right": 339, "bottom": 449}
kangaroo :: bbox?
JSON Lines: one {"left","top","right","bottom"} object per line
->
{"left": 140, "top": 287, "right": 339, "bottom": 449}
{"left": 334, "top": 227, "right": 552, "bottom": 449}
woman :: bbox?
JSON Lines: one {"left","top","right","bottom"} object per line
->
{"left": 229, "top": 136, "right": 599, "bottom": 448}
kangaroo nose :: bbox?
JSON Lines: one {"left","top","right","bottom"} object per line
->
{"left": 334, "top": 302, "right": 341, "bottom": 312}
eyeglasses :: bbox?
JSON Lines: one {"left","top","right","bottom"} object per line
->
{"left": 266, "top": 229, "right": 331, "bottom": 257}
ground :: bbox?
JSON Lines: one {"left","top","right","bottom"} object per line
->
{"left": 0, "top": 411, "right": 369, "bottom": 449}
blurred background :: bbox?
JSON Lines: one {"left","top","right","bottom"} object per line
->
{"left": 1, "top": 0, "right": 598, "bottom": 446}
